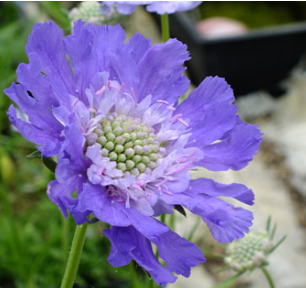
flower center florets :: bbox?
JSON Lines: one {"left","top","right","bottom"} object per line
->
{"left": 86, "top": 112, "right": 165, "bottom": 177}
{"left": 225, "top": 232, "right": 272, "bottom": 272}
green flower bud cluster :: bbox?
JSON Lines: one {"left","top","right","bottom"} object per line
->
{"left": 225, "top": 232, "right": 273, "bottom": 272}
{"left": 87, "top": 113, "right": 165, "bottom": 177}
{"left": 69, "top": 2, "right": 106, "bottom": 25}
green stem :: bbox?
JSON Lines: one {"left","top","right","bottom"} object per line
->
{"left": 169, "top": 214, "right": 175, "bottom": 231}
{"left": 161, "top": 14, "right": 170, "bottom": 42}
{"left": 261, "top": 267, "right": 275, "bottom": 288}
{"left": 211, "top": 271, "right": 244, "bottom": 288}
{"left": 62, "top": 216, "right": 69, "bottom": 268}
{"left": 60, "top": 222, "right": 88, "bottom": 288}
{"left": 160, "top": 214, "right": 166, "bottom": 224}
{"left": 148, "top": 278, "right": 157, "bottom": 288}
{"left": 130, "top": 261, "right": 138, "bottom": 288}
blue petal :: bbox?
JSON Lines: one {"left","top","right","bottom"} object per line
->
{"left": 193, "top": 195, "right": 253, "bottom": 243}
{"left": 176, "top": 76, "right": 237, "bottom": 146}
{"left": 26, "top": 21, "right": 73, "bottom": 96}
{"left": 146, "top": 1, "right": 202, "bottom": 14}
{"left": 136, "top": 39, "right": 190, "bottom": 103}
{"left": 16, "top": 53, "right": 59, "bottom": 106}
{"left": 91, "top": 23, "right": 126, "bottom": 74}
{"left": 189, "top": 178, "right": 254, "bottom": 205}
{"left": 125, "top": 33, "right": 151, "bottom": 64}
{"left": 104, "top": 226, "right": 176, "bottom": 287}
{"left": 5, "top": 83, "right": 63, "bottom": 134}
{"left": 7, "top": 105, "right": 61, "bottom": 157}
{"left": 56, "top": 123, "right": 90, "bottom": 184}
{"left": 78, "top": 184, "right": 131, "bottom": 227}
{"left": 198, "top": 121, "right": 263, "bottom": 171}
{"left": 64, "top": 20, "right": 98, "bottom": 105}
{"left": 126, "top": 209, "right": 205, "bottom": 276}
{"left": 47, "top": 180, "right": 90, "bottom": 224}
{"left": 160, "top": 178, "right": 254, "bottom": 243}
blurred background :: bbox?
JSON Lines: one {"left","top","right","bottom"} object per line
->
{"left": 0, "top": 2, "right": 306, "bottom": 288}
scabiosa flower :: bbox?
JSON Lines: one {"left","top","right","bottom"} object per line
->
{"left": 4, "top": 20, "right": 262, "bottom": 286}
{"left": 101, "top": 1, "right": 202, "bottom": 15}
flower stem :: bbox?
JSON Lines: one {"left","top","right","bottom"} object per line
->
{"left": 169, "top": 214, "right": 175, "bottom": 231}
{"left": 261, "top": 267, "right": 275, "bottom": 288}
{"left": 62, "top": 216, "right": 69, "bottom": 268}
{"left": 161, "top": 14, "right": 170, "bottom": 42}
{"left": 60, "top": 222, "right": 88, "bottom": 288}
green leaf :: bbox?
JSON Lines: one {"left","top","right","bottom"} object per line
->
{"left": 42, "top": 157, "right": 57, "bottom": 173}
{"left": 27, "top": 150, "right": 42, "bottom": 158}
{"left": 39, "top": 2, "right": 70, "bottom": 32}
{"left": 269, "top": 235, "right": 287, "bottom": 254}
{"left": 187, "top": 217, "right": 201, "bottom": 241}
{"left": 27, "top": 150, "right": 57, "bottom": 173}
{"left": 270, "top": 223, "right": 277, "bottom": 240}
{"left": 212, "top": 271, "right": 244, "bottom": 288}
{"left": 266, "top": 215, "right": 272, "bottom": 232}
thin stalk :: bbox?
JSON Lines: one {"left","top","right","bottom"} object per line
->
{"left": 160, "top": 214, "right": 166, "bottom": 224}
{"left": 261, "top": 267, "right": 275, "bottom": 288}
{"left": 211, "top": 271, "right": 244, "bottom": 288}
{"left": 62, "top": 216, "right": 69, "bottom": 268}
{"left": 161, "top": 14, "right": 170, "bottom": 42}
{"left": 130, "top": 261, "right": 144, "bottom": 288}
{"left": 169, "top": 214, "right": 175, "bottom": 231}
{"left": 60, "top": 222, "right": 88, "bottom": 288}
{"left": 187, "top": 217, "right": 201, "bottom": 241}
{"left": 148, "top": 278, "right": 157, "bottom": 288}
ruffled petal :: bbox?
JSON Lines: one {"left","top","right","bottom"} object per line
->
{"left": 16, "top": 53, "right": 58, "bottom": 106}
{"left": 64, "top": 20, "right": 98, "bottom": 105}
{"left": 193, "top": 195, "right": 253, "bottom": 243}
{"left": 112, "top": 2, "right": 139, "bottom": 14}
{"left": 55, "top": 123, "right": 90, "bottom": 185}
{"left": 5, "top": 83, "right": 63, "bottom": 134}
{"left": 176, "top": 77, "right": 237, "bottom": 146}
{"left": 160, "top": 178, "right": 254, "bottom": 242}
{"left": 47, "top": 180, "right": 90, "bottom": 224}
{"left": 104, "top": 226, "right": 176, "bottom": 287}
{"left": 77, "top": 184, "right": 131, "bottom": 227}
{"left": 126, "top": 209, "right": 205, "bottom": 276}
{"left": 177, "top": 77, "right": 234, "bottom": 114}
{"left": 125, "top": 33, "right": 151, "bottom": 64}
{"left": 198, "top": 121, "right": 263, "bottom": 171}
{"left": 189, "top": 178, "right": 254, "bottom": 205}
{"left": 26, "top": 21, "right": 73, "bottom": 96}
{"left": 7, "top": 105, "right": 61, "bottom": 156}
{"left": 136, "top": 39, "right": 190, "bottom": 103}
{"left": 146, "top": 1, "right": 201, "bottom": 14}
{"left": 91, "top": 24, "right": 126, "bottom": 74}
{"left": 108, "top": 42, "right": 139, "bottom": 95}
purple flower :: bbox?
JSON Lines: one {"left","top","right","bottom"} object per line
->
{"left": 102, "top": 1, "right": 202, "bottom": 15}
{"left": 4, "top": 20, "right": 262, "bottom": 286}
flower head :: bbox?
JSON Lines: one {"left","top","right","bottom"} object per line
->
{"left": 69, "top": 1, "right": 120, "bottom": 26}
{"left": 225, "top": 217, "right": 286, "bottom": 273}
{"left": 4, "top": 20, "right": 262, "bottom": 286}
{"left": 69, "top": 2, "right": 111, "bottom": 25}
{"left": 101, "top": 1, "right": 202, "bottom": 15}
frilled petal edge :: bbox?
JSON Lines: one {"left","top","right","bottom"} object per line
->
{"left": 104, "top": 226, "right": 176, "bottom": 287}
{"left": 198, "top": 121, "right": 263, "bottom": 171}
{"left": 160, "top": 178, "right": 254, "bottom": 243}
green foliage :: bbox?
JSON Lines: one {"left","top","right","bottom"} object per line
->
{"left": 39, "top": 2, "right": 71, "bottom": 33}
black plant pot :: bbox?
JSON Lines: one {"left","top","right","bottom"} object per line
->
{"left": 168, "top": 13, "right": 306, "bottom": 97}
